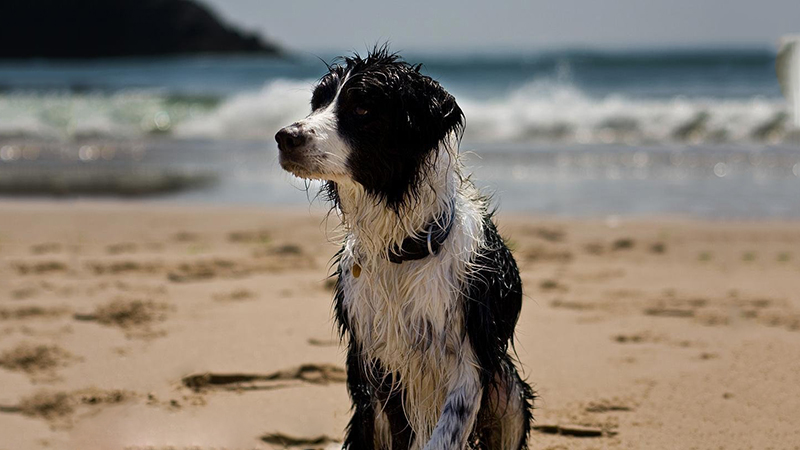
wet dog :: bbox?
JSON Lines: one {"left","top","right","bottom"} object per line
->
{"left": 276, "top": 47, "right": 533, "bottom": 450}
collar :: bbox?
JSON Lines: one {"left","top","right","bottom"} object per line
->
{"left": 387, "top": 201, "right": 456, "bottom": 264}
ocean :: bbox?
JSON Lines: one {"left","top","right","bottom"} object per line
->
{"left": 1, "top": 49, "right": 799, "bottom": 217}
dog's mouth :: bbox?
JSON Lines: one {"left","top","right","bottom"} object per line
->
{"left": 279, "top": 153, "right": 343, "bottom": 182}
{"left": 279, "top": 156, "right": 317, "bottom": 179}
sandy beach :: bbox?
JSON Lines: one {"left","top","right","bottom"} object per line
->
{"left": 1, "top": 201, "right": 799, "bottom": 450}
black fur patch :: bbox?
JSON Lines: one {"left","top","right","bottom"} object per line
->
{"left": 464, "top": 215, "right": 524, "bottom": 383}
{"left": 371, "top": 362, "right": 415, "bottom": 450}
{"left": 463, "top": 214, "right": 534, "bottom": 449}
{"left": 343, "top": 340, "right": 377, "bottom": 450}
{"left": 471, "top": 359, "right": 535, "bottom": 450}
{"left": 314, "top": 46, "right": 465, "bottom": 210}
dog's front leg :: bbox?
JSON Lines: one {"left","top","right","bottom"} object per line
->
{"left": 423, "top": 351, "right": 482, "bottom": 450}
{"left": 342, "top": 342, "right": 376, "bottom": 450}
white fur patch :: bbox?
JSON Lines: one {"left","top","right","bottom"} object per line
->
{"left": 291, "top": 75, "right": 352, "bottom": 179}
{"left": 335, "top": 136, "right": 489, "bottom": 450}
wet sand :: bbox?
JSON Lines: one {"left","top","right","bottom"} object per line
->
{"left": 1, "top": 201, "right": 799, "bottom": 449}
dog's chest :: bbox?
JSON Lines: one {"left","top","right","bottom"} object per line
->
{"left": 339, "top": 250, "right": 463, "bottom": 370}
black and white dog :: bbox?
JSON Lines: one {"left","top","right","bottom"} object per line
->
{"left": 276, "top": 47, "right": 534, "bottom": 450}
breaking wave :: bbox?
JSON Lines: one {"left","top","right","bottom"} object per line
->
{"left": 459, "top": 80, "right": 794, "bottom": 144}
{"left": 176, "top": 79, "right": 797, "bottom": 145}
{"left": 2, "top": 78, "right": 797, "bottom": 145}
{"left": 174, "top": 79, "right": 314, "bottom": 140}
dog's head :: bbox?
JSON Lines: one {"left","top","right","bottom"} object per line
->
{"left": 275, "top": 47, "right": 464, "bottom": 208}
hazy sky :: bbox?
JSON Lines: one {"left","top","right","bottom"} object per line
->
{"left": 203, "top": 0, "right": 800, "bottom": 53}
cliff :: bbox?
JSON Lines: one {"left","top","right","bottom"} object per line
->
{"left": 0, "top": 0, "right": 282, "bottom": 59}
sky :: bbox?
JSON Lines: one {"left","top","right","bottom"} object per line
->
{"left": 202, "top": 0, "right": 800, "bottom": 53}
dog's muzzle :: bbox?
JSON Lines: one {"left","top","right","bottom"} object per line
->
{"left": 275, "top": 124, "right": 311, "bottom": 174}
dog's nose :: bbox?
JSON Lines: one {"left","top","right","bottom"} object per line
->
{"left": 275, "top": 125, "right": 307, "bottom": 153}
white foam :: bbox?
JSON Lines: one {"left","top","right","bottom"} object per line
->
{"left": 456, "top": 80, "right": 789, "bottom": 145}
{"left": 0, "top": 90, "right": 191, "bottom": 139}
{"left": 777, "top": 35, "right": 800, "bottom": 127}
{"left": 177, "top": 78, "right": 792, "bottom": 145}
{"left": 175, "top": 79, "right": 315, "bottom": 140}
{"left": 0, "top": 78, "right": 794, "bottom": 145}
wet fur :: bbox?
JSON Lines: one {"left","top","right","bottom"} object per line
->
{"left": 276, "top": 46, "right": 534, "bottom": 450}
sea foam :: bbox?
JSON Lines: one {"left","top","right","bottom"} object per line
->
{"left": 1, "top": 78, "right": 795, "bottom": 145}
{"left": 175, "top": 78, "right": 794, "bottom": 145}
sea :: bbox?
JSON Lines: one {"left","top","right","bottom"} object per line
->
{"left": 1, "top": 49, "right": 799, "bottom": 218}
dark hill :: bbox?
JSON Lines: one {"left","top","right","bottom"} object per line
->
{"left": 0, "top": 0, "right": 281, "bottom": 59}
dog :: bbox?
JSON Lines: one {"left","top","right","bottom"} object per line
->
{"left": 275, "top": 47, "right": 534, "bottom": 450}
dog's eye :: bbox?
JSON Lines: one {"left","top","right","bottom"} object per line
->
{"left": 355, "top": 107, "right": 369, "bottom": 116}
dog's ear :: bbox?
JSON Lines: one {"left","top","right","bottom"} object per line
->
{"left": 401, "top": 77, "right": 464, "bottom": 151}
{"left": 434, "top": 86, "right": 464, "bottom": 139}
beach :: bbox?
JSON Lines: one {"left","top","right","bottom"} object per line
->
{"left": 0, "top": 201, "right": 798, "bottom": 449}
{"left": 2, "top": 1, "right": 800, "bottom": 449}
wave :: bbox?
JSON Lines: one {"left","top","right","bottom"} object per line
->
{"left": 0, "top": 89, "right": 220, "bottom": 140}
{"left": 457, "top": 80, "right": 794, "bottom": 145}
{"left": 1, "top": 78, "right": 797, "bottom": 145}
{"left": 174, "top": 79, "right": 313, "bottom": 139}
{"left": 176, "top": 78, "right": 796, "bottom": 145}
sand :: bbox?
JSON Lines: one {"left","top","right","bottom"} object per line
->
{"left": 0, "top": 201, "right": 799, "bottom": 450}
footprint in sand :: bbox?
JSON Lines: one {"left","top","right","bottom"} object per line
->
{"left": 182, "top": 363, "right": 346, "bottom": 392}
{"left": 212, "top": 288, "right": 256, "bottom": 302}
{"left": 539, "top": 278, "right": 568, "bottom": 292}
{"left": 307, "top": 338, "right": 339, "bottom": 347}
{"left": 29, "top": 243, "right": 62, "bottom": 255}
{"left": 261, "top": 432, "right": 341, "bottom": 449}
{"left": 0, "top": 388, "right": 134, "bottom": 428}
{"left": 532, "top": 423, "right": 618, "bottom": 438}
{"left": 12, "top": 261, "right": 69, "bottom": 275}
{"left": 523, "top": 246, "right": 573, "bottom": 263}
{"left": 0, "top": 306, "right": 69, "bottom": 321}
{"left": 74, "top": 298, "right": 171, "bottom": 338}
{"left": 0, "top": 342, "right": 79, "bottom": 382}
{"left": 10, "top": 285, "right": 39, "bottom": 300}
{"left": 86, "top": 260, "right": 162, "bottom": 275}
{"left": 228, "top": 229, "right": 271, "bottom": 243}
{"left": 106, "top": 243, "right": 138, "bottom": 255}
{"left": 584, "top": 398, "right": 634, "bottom": 413}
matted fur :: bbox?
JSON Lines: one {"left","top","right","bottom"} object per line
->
{"left": 276, "top": 46, "right": 533, "bottom": 450}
